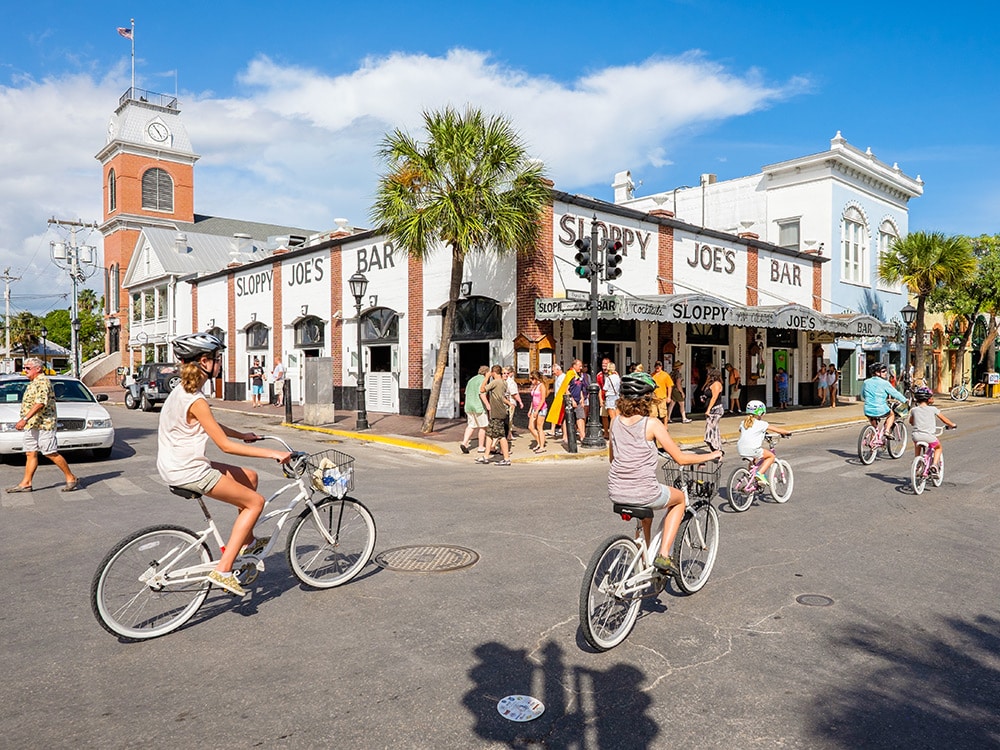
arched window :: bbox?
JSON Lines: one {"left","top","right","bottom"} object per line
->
{"left": 361, "top": 307, "right": 399, "bottom": 343}
{"left": 449, "top": 296, "right": 502, "bottom": 341}
{"left": 246, "top": 322, "right": 269, "bottom": 350}
{"left": 108, "top": 169, "right": 117, "bottom": 212}
{"left": 294, "top": 316, "right": 325, "bottom": 347}
{"left": 876, "top": 219, "right": 900, "bottom": 291}
{"left": 841, "top": 206, "right": 868, "bottom": 285}
{"left": 141, "top": 167, "right": 174, "bottom": 212}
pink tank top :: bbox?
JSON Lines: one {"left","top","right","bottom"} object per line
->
{"left": 531, "top": 383, "right": 544, "bottom": 410}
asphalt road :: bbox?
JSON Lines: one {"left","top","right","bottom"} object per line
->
{"left": 2, "top": 403, "right": 998, "bottom": 749}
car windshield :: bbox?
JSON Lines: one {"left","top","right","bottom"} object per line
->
{"left": 0, "top": 379, "right": 97, "bottom": 404}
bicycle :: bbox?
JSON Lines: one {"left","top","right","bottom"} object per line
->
{"left": 91, "top": 437, "right": 376, "bottom": 641}
{"left": 910, "top": 425, "right": 954, "bottom": 495}
{"left": 727, "top": 434, "right": 794, "bottom": 512}
{"left": 857, "top": 401, "right": 908, "bottom": 465}
{"left": 951, "top": 377, "right": 986, "bottom": 401}
{"left": 579, "top": 454, "right": 721, "bottom": 652}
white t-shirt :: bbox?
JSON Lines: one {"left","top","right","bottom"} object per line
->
{"left": 736, "top": 418, "right": 770, "bottom": 459}
{"left": 157, "top": 387, "right": 212, "bottom": 486}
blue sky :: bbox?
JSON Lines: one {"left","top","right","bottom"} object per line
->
{"left": 2, "top": 0, "right": 998, "bottom": 315}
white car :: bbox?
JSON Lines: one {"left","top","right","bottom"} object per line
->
{"left": 0, "top": 376, "right": 115, "bottom": 459}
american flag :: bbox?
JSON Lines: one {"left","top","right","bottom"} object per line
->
{"left": 117, "top": 27, "right": 132, "bottom": 39}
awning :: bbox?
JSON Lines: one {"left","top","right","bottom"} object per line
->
{"left": 535, "top": 294, "right": 898, "bottom": 339}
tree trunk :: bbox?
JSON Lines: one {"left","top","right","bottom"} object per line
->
{"left": 913, "top": 295, "right": 927, "bottom": 383}
{"left": 420, "top": 249, "right": 465, "bottom": 434}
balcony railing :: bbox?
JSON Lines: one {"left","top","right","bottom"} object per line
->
{"left": 119, "top": 87, "right": 179, "bottom": 110}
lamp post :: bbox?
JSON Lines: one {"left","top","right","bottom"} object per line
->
{"left": 901, "top": 303, "right": 917, "bottom": 388}
{"left": 40, "top": 325, "right": 48, "bottom": 373}
{"left": 348, "top": 272, "right": 369, "bottom": 430}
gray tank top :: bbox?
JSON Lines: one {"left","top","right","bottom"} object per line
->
{"left": 608, "top": 417, "right": 661, "bottom": 505}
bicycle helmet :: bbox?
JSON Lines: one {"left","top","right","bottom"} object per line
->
{"left": 619, "top": 371, "right": 656, "bottom": 397}
{"left": 869, "top": 361, "right": 887, "bottom": 377}
{"left": 913, "top": 386, "right": 933, "bottom": 403}
{"left": 746, "top": 399, "right": 766, "bottom": 417}
{"left": 172, "top": 332, "right": 226, "bottom": 363}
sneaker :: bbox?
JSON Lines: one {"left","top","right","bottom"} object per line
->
{"left": 207, "top": 569, "right": 247, "bottom": 596}
{"left": 682, "top": 418, "right": 693, "bottom": 424}
{"left": 240, "top": 536, "right": 270, "bottom": 557}
{"left": 459, "top": 443, "right": 470, "bottom": 454}
{"left": 495, "top": 459, "right": 511, "bottom": 466}
{"left": 755, "top": 472, "right": 769, "bottom": 486}
{"left": 475, "top": 456, "right": 489, "bottom": 464}
{"left": 652, "top": 555, "right": 676, "bottom": 574}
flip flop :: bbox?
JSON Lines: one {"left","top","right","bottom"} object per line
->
{"left": 5, "top": 485, "right": 32, "bottom": 493}
{"left": 61, "top": 480, "right": 79, "bottom": 492}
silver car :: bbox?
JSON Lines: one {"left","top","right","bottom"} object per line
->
{"left": 0, "top": 376, "right": 115, "bottom": 459}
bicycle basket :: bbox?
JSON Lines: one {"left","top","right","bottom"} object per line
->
{"left": 660, "top": 457, "right": 722, "bottom": 500}
{"left": 305, "top": 449, "right": 355, "bottom": 498}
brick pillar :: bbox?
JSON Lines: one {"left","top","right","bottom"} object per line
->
{"left": 516, "top": 202, "right": 554, "bottom": 342}
{"left": 654, "top": 220, "right": 674, "bottom": 294}
{"left": 812, "top": 262, "right": 822, "bottom": 311}
{"left": 330, "top": 248, "right": 343, "bottom": 384}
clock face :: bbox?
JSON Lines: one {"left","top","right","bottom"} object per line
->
{"left": 147, "top": 122, "right": 169, "bottom": 142}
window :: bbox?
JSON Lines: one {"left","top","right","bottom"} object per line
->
{"left": 108, "top": 169, "right": 117, "bottom": 212}
{"left": 361, "top": 308, "right": 399, "bottom": 343}
{"left": 877, "top": 220, "right": 900, "bottom": 292}
{"left": 131, "top": 293, "right": 141, "bottom": 321}
{"left": 141, "top": 167, "right": 174, "bottom": 212}
{"left": 155, "top": 286, "right": 167, "bottom": 319}
{"left": 777, "top": 219, "right": 800, "bottom": 251}
{"left": 841, "top": 207, "right": 868, "bottom": 284}
{"left": 294, "top": 316, "right": 325, "bottom": 347}
{"left": 246, "top": 322, "right": 269, "bottom": 350}
{"left": 450, "top": 297, "right": 502, "bottom": 341}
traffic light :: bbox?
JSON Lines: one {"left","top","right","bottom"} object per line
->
{"left": 574, "top": 237, "right": 592, "bottom": 279}
{"left": 604, "top": 239, "right": 623, "bottom": 280}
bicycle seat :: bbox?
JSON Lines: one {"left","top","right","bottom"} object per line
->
{"left": 612, "top": 503, "right": 654, "bottom": 520}
{"left": 169, "top": 486, "right": 202, "bottom": 500}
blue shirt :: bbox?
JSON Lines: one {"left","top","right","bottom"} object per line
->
{"left": 861, "top": 376, "right": 906, "bottom": 417}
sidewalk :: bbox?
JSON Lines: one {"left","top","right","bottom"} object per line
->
{"left": 93, "top": 385, "right": 990, "bottom": 460}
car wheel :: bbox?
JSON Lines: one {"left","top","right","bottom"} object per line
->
{"left": 124, "top": 391, "right": 138, "bottom": 410}
{"left": 141, "top": 393, "right": 154, "bottom": 412}
{"left": 167, "top": 376, "right": 181, "bottom": 391}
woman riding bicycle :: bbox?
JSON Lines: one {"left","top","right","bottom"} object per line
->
{"left": 862, "top": 361, "right": 907, "bottom": 433}
{"left": 608, "top": 372, "right": 723, "bottom": 575}
{"left": 157, "top": 332, "right": 291, "bottom": 596}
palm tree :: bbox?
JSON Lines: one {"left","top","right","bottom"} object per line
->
{"left": 371, "top": 107, "right": 549, "bottom": 433}
{"left": 879, "top": 231, "right": 975, "bottom": 381}
{"left": 9, "top": 311, "right": 43, "bottom": 358}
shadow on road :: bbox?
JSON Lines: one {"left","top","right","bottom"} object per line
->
{"left": 464, "top": 640, "right": 658, "bottom": 748}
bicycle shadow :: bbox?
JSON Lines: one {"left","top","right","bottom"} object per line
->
{"left": 463, "top": 640, "right": 658, "bottom": 748}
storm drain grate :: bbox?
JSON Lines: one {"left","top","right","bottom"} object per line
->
{"left": 375, "top": 544, "right": 479, "bottom": 573}
{"left": 796, "top": 594, "right": 835, "bottom": 607}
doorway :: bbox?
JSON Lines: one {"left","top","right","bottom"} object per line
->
{"left": 457, "top": 341, "right": 490, "bottom": 411}
{"left": 689, "top": 346, "right": 726, "bottom": 396}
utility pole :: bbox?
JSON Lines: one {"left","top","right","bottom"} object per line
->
{"left": 1, "top": 267, "right": 20, "bottom": 373}
{"left": 48, "top": 218, "right": 99, "bottom": 378}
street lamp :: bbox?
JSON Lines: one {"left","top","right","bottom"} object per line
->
{"left": 900, "top": 303, "right": 917, "bottom": 386}
{"left": 40, "top": 325, "right": 48, "bottom": 373}
{"left": 348, "top": 272, "right": 369, "bottom": 430}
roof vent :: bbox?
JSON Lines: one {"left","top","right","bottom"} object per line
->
{"left": 174, "top": 233, "right": 188, "bottom": 253}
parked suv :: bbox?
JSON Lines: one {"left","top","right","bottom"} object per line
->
{"left": 123, "top": 363, "right": 182, "bottom": 411}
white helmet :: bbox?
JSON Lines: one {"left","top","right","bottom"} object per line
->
{"left": 746, "top": 399, "right": 766, "bottom": 416}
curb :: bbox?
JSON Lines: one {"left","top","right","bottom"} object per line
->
{"left": 283, "top": 422, "right": 451, "bottom": 455}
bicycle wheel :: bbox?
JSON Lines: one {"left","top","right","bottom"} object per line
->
{"left": 579, "top": 535, "right": 642, "bottom": 651}
{"left": 727, "top": 466, "right": 754, "bottom": 512}
{"left": 950, "top": 385, "right": 968, "bottom": 401}
{"left": 858, "top": 425, "right": 878, "bottom": 465}
{"left": 768, "top": 459, "right": 794, "bottom": 503}
{"left": 886, "top": 421, "right": 908, "bottom": 458}
{"left": 910, "top": 455, "right": 927, "bottom": 495}
{"left": 287, "top": 497, "right": 376, "bottom": 588}
{"left": 672, "top": 502, "right": 720, "bottom": 595}
{"left": 91, "top": 525, "right": 213, "bottom": 641}
{"left": 932, "top": 455, "right": 945, "bottom": 487}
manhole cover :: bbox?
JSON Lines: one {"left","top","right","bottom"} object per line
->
{"left": 796, "top": 594, "right": 835, "bottom": 607}
{"left": 375, "top": 544, "right": 479, "bottom": 572}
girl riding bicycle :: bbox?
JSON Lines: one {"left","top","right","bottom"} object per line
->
{"left": 157, "top": 332, "right": 291, "bottom": 596}
{"left": 608, "top": 372, "right": 723, "bottom": 575}
{"left": 908, "top": 386, "right": 956, "bottom": 469}
{"left": 736, "top": 400, "right": 791, "bottom": 485}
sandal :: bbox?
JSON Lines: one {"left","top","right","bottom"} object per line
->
{"left": 5, "top": 485, "right": 32, "bottom": 493}
{"left": 61, "top": 480, "right": 79, "bottom": 492}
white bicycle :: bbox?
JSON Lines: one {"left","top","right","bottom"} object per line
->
{"left": 91, "top": 437, "right": 376, "bottom": 641}
{"left": 579, "top": 455, "right": 722, "bottom": 651}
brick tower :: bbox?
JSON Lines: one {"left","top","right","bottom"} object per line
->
{"left": 94, "top": 88, "right": 199, "bottom": 363}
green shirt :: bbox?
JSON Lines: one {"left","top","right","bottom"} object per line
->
{"left": 464, "top": 374, "right": 485, "bottom": 415}
{"left": 21, "top": 374, "right": 57, "bottom": 430}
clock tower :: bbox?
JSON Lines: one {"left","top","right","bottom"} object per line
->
{"left": 95, "top": 88, "right": 199, "bottom": 359}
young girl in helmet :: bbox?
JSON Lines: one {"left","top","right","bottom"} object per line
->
{"left": 608, "top": 372, "right": 724, "bottom": 574}
{"left": 736, "top": 400, "right": 791, "bottom": 485}
{"left": 908, "top": 386, "right": 956, "bottom": 469}
{"left": 157, "top": 332, "right": 291, "bottom": 596}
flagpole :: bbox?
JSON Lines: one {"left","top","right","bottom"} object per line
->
{"left": 130, "top": 18, "right": 135, "bottom": 95}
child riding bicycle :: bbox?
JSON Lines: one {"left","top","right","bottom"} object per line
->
{"left": 736, "top": 400, "right": 791, "bottom": 485}
{"left": 908, "top": 386, "right": 956, "bottom": 470}
{"left": 862, "top": 361, "right": 907, "bottom": 433}
{"left": 157, "top": 332, "right": 291, "bottom": 596}
{"left": 607, "top": 372, "right": 723, "bottom": 575}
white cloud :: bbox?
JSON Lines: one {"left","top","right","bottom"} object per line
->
{"left": 0, "top": 49, "right": 802, "bottom": 310}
